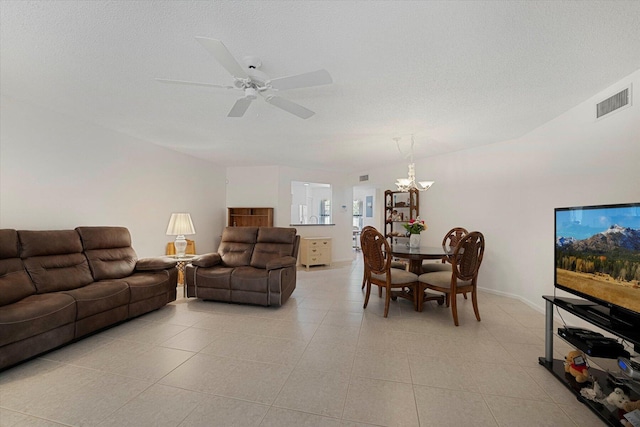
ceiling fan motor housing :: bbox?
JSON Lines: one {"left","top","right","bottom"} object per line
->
{"left": 245, "top": 87, "right": 257, "bottom": 99}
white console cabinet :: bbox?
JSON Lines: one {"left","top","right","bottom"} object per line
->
{"left": 300, "top": 237, "right": 332, "bottom": 270}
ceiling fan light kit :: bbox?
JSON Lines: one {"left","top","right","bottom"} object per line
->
{"left": 157, "top": 37, "right": 333, "bottom": 119}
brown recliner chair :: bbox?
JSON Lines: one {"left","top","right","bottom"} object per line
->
{"left": 185, "top": 227, "right": 299, "bottom": 306}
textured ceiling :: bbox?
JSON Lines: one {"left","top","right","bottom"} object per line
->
{"left": 2, "top": 1, "right": 640, "bottom": 172}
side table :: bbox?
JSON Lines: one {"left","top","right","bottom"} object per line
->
{"left": 165, "top": 254, "right": 196, "bottom": 297}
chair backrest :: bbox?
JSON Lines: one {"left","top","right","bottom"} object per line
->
{"left": 442, "top": 227, "right": 468, "bottom": 264}
{"left": 360, "top": 227, "right": 391, "bottom": 275}
{"left": 451, "top": 231, "right": 485, "bottom": 282}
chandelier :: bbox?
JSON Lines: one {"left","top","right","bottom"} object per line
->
{"left": 394, "top": 135, "right": 434, "bottom": 191}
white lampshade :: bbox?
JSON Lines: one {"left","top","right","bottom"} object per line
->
{"left": 166, "top": 213, "right": 195, "bottom": 257}
{"left": 166, "top": 213, "right": 195, "bottom": 236}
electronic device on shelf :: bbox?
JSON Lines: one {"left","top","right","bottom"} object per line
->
{"left": 558, "top": 326, "right": 630, "bottom": 359}
{"left": 618, "top": 357, "right": 640, "bottom": 380}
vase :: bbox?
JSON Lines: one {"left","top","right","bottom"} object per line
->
{"left": 409, "top": 233, "right": 420, "bottom": 249}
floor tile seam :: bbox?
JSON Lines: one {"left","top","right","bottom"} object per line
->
{"left": 269, "top": 403, "right": 344, "bottom": 424}
{"left": 90, "top": 380, "right": 156, "bottom": 426}
{"left": 339, "top": 319, "right": 364, "bottom": 422}
{"left": 0, "top": 408, "right": 75, "bottom": 427}
{"left": 555, "top": 403, "right": 596, "bottom": 427}
{"left": 156, "top": 384, "right": 274, "bottom": 412}
{"left": 478, "top": 388, "right": 557, "bottom": 403}
{"left": 520, "top": 362, "right": 570, "bottom": 405}
{"left": 349, "top": 371, "right": 414, "bottom": 386}
{"left": 192, "top": 347, "right": 303, "bottom": 369}
{"left": 478, "top": 390, "right": 505, "bottom": 426}
{"left": 29, "top": 359, "right": 155, "bottom": 384}
{"left": 212, "top": 328, "right": 311, "bottom": 345}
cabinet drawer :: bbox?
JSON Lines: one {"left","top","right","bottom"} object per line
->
{"left": 307, "top": 239, "right": 330, "bottom": 247}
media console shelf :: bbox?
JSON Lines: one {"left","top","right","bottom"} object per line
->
{"left": 540, "top": 295, "right": 640, "bottom": 427}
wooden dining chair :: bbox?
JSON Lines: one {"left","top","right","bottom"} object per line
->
{"left": 418, "top": 231, "right": 485, "bottom": 326}
{"left": 360, "top": 227, "right": 419, "bottom": 317}
{"left": 421, "top": 227, "right": 468, "bottom": 272}
{"left": 422, "top": 227, "right": 469, "bottom": 299}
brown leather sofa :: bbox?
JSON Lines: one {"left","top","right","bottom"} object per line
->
{"left": 185, "top": 227, "right": 299, "bottom": 306}
{"left": 0, "top": 226, "right": 178, "bottom": 370}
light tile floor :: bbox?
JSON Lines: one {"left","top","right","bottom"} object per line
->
{"left": 0, "top": 255, "right": 606, "bottom": 426}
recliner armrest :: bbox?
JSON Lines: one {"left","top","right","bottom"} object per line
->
{"left": 191, "top": 253, "right": 222, "bottom": 268}
{"left": 266, "top": 256, "right": 297, "bottom": 271}
{"left": 136, "top": 257, "right": 177, "bottom": 271}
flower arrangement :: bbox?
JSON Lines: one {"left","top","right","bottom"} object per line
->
{"left": 403, "top": 218, "right": 427, "bottom": 235}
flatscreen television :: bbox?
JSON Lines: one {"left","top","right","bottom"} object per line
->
{"left": 555, "top": 202, "right": 640, "bottom": 328}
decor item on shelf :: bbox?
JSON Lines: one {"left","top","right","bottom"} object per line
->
{"left": 403, "top": 218, "right": 426, "bottom": 249}
{"left": 393, "top": 135, "right": 434, "bottom": 192}
{"left": 564, "top": 350, "right": 590, "bottom": 383}
{"left": 166, "top": 213, "right": 196, "bottom": 257}
{"left": 605, "top": 387, "right": 630, "bottom": 409}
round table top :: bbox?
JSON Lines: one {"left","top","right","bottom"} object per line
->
{"left": 390, "top": 245, "right": 449, "bottom": 258}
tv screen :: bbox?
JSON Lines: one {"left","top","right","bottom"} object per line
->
{"left": 555, "top": 203, "right": 640, "bottom": 316}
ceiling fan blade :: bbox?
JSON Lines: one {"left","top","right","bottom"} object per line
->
{"left": 155, "top": 78, "right": 234, "bottom": 89}
{"left": 195, "top": 37, "right": 248, "bottom": 79}
{"left": 228, "top": 97, "right": 253, "bottom": 117}
{"left": 270, "top": 69, "right": 333, "bottom": 91}
{"left": 265, "top": 96, "right": 315, "bottom": 119}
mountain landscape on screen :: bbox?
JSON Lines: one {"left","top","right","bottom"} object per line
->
{"left": 555, "top": 222, "right": 640, "bottom": 315}
{"left": 558, "top": 225, "right": 640, "bottom": 252}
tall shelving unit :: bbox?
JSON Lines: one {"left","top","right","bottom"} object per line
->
{"left": 384, "top": 189, "right": 419, "bottom": 245}
{"left": 227, "top": 207, "right": 274, "bottom": 227}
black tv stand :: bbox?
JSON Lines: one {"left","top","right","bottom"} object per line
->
{"left": 540, "top": 296, "right": 640, "bottom": 427}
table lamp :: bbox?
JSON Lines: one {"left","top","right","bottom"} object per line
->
{"left": 166, "top": 213, "right": 195, "bottom": 257}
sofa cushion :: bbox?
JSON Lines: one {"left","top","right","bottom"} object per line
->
{"left": 218, "top": 227, "right": 258, "bottom": 267}
{"left": 0, "top": 228, "right": 20, "bottom": 259}
{"left": 0, "top": 293, "right": 76, "bottom": 347}
{"left": 125, "top": 271, "right": 170, "bottom": 302}
{"left": 192, "top": 266, "right": 234, "bottom": 289}
{"left": 19, "top": 230, "right": 84, "bottom": 257}
{"left": 191, "top": 253, "right": 221, "bottom": 268}
{"left": 0, "top": 258, "right": 37, "bottom": 306}
{"left": 257, "top": 227, "right": 297, "bottom": 244}
{"left": 231, "top": 266, "right": 269, "bottom": 292}
{"left": 19, "top": 230, "right": 94, "bottom": 293}
{"left": 77, "top": 227, "right": 137, "bottom": 280}
{"left": 250, "top": 228, "right": 297, "bottom": 268}
{"left": 61, "top": 281, "right": 130, "bottom": 320}
{"left": 0, "top": 229, "right": 37, "bottom": 306}
{"left": 250, "top": 245, "right": 291, "bottom": 269}
{"left": 76, "top": 226, "right": 132, "bottom": 250}
{"left": 265, "top": 256, "right": 297, "bottom": 271}
{"left": 136, "top": 257, "right": 177, "bottom": 271}
{"left": 23, "top": 253, "right": 94, "bottom": 294}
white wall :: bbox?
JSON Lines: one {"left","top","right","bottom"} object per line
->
{"left": 351, "top": 69, "right": 640, "bottom": 312}
{"left": 0, "top": 96, "right": 226, "bottom": 257}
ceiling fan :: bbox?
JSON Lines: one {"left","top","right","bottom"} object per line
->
{"left": 156, "top": 37, "right": 333, "bottom": 119}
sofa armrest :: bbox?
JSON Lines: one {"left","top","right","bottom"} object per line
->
{"left": 191, "top": 253, "right": 222, "bottom": 268}
{"left": 266, "top": 256, "right": 297, "bottom": 271}
{"left": 136, "top": 257, "right": 177, "bottom": 271}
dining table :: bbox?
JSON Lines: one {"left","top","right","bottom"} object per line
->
{"left": 389, "top": 244, "right": 449, "bottom": 309}
{"left": 389, "top": 244, "right": 450, "bottom": 275}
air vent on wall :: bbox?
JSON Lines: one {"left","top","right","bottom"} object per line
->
{"left": 596, "top": 85, "right": 632, "bottom": 119}
{"left": 359, "top": 174, "right": 369, "bottom": 182}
